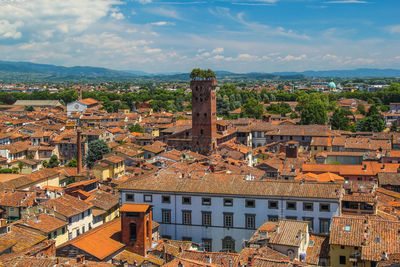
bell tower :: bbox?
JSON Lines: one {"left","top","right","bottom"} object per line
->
{"left": 120, "top": 203, "right": 153, "bottom": 256}
{"left": 191, "top": 75, "right": 217, "bottom": 155}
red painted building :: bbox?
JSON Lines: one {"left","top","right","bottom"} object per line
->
{"left": 120, "top": 203, "right": 153, "bottom": 256}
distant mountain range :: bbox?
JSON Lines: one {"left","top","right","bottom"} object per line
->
{"left": 273, "top": 68, "right": 400, "bottom": 78}
{"left": 0, "top": 60, "right": 399, "bottom": 82}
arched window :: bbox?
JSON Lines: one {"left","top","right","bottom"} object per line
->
{"left": 221, "top": 236, "right": 235, "bottom": 253}
{"left": 130, "top": 223, "right": 137, "bottom": 241}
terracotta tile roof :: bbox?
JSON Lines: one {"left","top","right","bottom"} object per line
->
{"left": 0, "top": 239, "right": 16, "bottom": 253}
{"left": 113, "top": 250, "right": 145, "bottom": 265}
{"left": 42, "top": 194, "right": 92, "bottom": 218}
{"left": 311, "top": 137, "right": 332, "bottom": 147}
{"left": 264, "top": 125, "right": 333, "bottom": 137}
{"left": 251, "top": 256, "right": 297, "bottom": 267}
{"left": 378, "top": 173, "right": 400, "bottom": 186}
{"left": 330, "top": 216, "right": 400, "bottom": 261}
{"left": 0, "top": 224, "right": 46, "bottom": 252}
{"left": 17, "top": 213, "right": 67, "bottom": 234}
{"left": 59, "top": 218, "right": 124, "bottom": 261}
{"left": 103, "top": 155, "right": 125, "bottom": 164}
{"left": 268, "top": 220, "right": 308, "bottom": 247}
{"left": 305, "top": 234, "right": 329, "bottom": 265}
{"left": 79, "top": 98, "right": 99, "bottom": 106}
{"left": 142, "top": 141, "right": 167, "bottom": 154}
{"left": 0, "top": 255, "right": 114, "bottom": 266}
{"left": 317, "top": 172, "right": 345, "bottom": 182}
{"left": 118, "top": 171, "right": 341, "bottom": 199}
{"left": 302, "top": 162, "right": 400, "bottom": 177}
{"left": 0, "top": 190, "right": 37, "bottom": 207}
{"left": 178, "top": 250, "right": 240, "bottom": 266}
{"left": 120, "top": 203, "right": 151, "bottom": 213}
{"left": 163, "top": 257, "right": 219, "bottom": 267}
{"left": 85, "top": 189, "right": 118, "bottom": 211}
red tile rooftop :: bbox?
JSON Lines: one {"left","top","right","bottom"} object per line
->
{"left": 120, "top": 203, "right": 152, "bottom": 213}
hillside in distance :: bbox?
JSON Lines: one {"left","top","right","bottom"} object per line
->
{"left": 0, "top": 61, "right": 138, "bottom": 82}
{"left": 273, "top": 68, "right": 400, "bottom": 78}
{"left": 0, "top": 60, "right": 399, "bottom": 82}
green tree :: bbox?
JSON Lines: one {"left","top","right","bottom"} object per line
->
{"left": 357, "top": 104, "right": 366, "bottom": 115}
{"left": 65, "top": 158, "right": 78, "bottom": 167}
{"left": 241, "top": 98, "right": 264, "bottom": 119}
{"left": 300, "top": 100, "right": 328, "bottom": 125}
{"left": 18, "top": 162, "right": 24, "bottom": 173}
{"left": 129, "top": 123, "right": 144, "bottom": 133}
{"left": 266, "top": 102, "right": 292, "bottom": 116}
{"left": 45, "top": 155, "right": 60, "bottom": 168}
{"left": 331, "top": 109, "right": 350, "bottom": 130}
{"left": 86, "top": 140, "right": 110, "bottom": 169}
{"left": 357, "top": 114, "right": 385, "bottom": 132}
{"left": 367, "top": 105, "right": 379, "bottom": 116}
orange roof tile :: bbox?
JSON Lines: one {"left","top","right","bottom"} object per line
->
{"left": 120, "top": 203, "right": 152, "bottom": 213}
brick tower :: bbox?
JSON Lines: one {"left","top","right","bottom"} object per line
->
{"left": 120, "top": 203, "right": 153, "bottom": 256}
{"left": 191, "top": 79, "right": 218, "bottom": 154}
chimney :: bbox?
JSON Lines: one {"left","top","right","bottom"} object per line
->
{"left": 77, "top": 129, "right": 82, "bottom": 175}
{"left": 78, "top": 88, "right": 82, "bottom": 101}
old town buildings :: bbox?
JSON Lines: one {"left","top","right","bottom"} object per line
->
{"left": 0, "top": 84, "right": 399, "bottom": 266}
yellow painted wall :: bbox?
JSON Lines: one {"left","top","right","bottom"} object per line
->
{"left": 20, "top": 174, "right": 60, "bottom": 190}
{"left": 330, "top": 244, "right": 372, "bottom": 267}
{"left": 103, "top": 206, "right": 119, "bottom": 223}
{"left": 50, "top": 226, "right": 69, "bottom": 246}
{"left": 311, "top": 145, "right": 332, "bottom": 158}
{"left": 93, "top": 167, "right": 109, "bottom": 181}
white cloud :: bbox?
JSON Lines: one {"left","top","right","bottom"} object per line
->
{"left": 110, "top": 12, "right": 125, "bottom": 20}
{"left": 237, "top": 53, "right": 259, "bottom": 60}
{"left": 131, "top": 9, "right": 137, "bottom": 15}
{"left": 386, "top": 25, "right": 400, "bottom": 34}
{"left": 232, "top": 10, "right": 310, "bottom": 40}
{"left": 322, "top": 53, "right": 339, "bottom": 60}
{"left": 136, "top": 0, "right": 152, "bottom": 4}
{"left": 281, "top": 54, "right": 307, "bottom": 61}
{"left": 0, "top": 0, "right": 120, "bottom": 41}
{"left": 145, "top": 47, "right": 162, "bottom": 53}
{"left": 212, "top": 47, "right": 224, "bottom": 54}
{"left": 150, "top": 21, "right": 175, "bottom": 26}
{"left": 213, "top": 55, "right": 224, "bottom": 60}
{"left": 0, "top": 20, "right": 23, "bottom": 39}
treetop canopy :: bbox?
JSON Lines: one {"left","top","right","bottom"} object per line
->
{"left": 190, "top": 68, "right": 216, "bottom": 81}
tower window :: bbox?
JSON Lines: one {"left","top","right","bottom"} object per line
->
{"left": 197, "top": 113, "right": 200, "bottom": 117}
{"left": 204, "top": 113, "right": 207, "bottom": 117}
{"left": 129, "top": 223, "right": 137, "bottom": 241}
{"left": 200, "top": 129, "right": 204, "bottom": 135}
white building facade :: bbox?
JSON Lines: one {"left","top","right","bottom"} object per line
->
{"left": 118, "top": 172, "right": 341, "bottom": 253}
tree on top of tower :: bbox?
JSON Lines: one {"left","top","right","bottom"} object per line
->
{"left": 190, "top": 68, "right": 216, "bottom": 81}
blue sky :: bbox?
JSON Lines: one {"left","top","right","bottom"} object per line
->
{"left": 0, "top": 0, "right": 399, "bottom": 73}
